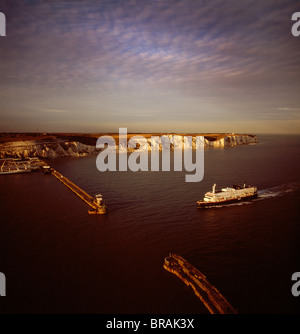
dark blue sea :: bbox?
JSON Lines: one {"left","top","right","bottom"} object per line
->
{"left": 0, "top": 134, "right": 299, "bottom": 313}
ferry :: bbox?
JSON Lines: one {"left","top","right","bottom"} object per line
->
{"left": 197, "top": 183, "right": 257, "bottom": 208}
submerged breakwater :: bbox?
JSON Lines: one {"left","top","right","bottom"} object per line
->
{"left": 163, "top": 253, "right": 237, "bottom": 314}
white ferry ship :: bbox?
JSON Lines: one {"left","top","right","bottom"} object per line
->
{"left": 197, "top": 183, "right": 257, "bottom": 208}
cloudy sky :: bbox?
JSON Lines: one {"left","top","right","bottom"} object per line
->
{"left": 0, "top": 0, "right": 299, "bottom": 133}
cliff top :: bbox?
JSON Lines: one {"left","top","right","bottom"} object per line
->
{"left": 0, "top": 132, "right": 256, "bottom": 146}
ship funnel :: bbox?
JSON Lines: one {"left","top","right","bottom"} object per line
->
{"left": 212, "top": 184, "right": 216, "bottom": 193}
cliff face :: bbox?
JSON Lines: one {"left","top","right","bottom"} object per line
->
{"left": 125, "top": 134, "right": 258, "bottom": 151}
{"left": 0, "top": 141, "right": 98, "bottom": 159}
{"left": 0, "top": 134, "right": 258, "bottom": 159}
{"left": 204, "top": 134, "right": 258, "bottom": 148}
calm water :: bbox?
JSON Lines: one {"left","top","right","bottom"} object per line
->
{"left": 0, "top": 135, "right": 299, "bottom": 314}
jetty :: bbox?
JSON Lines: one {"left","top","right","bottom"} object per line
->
{"left": 0, "top": 156, "right": 107, "bottom": 214}
{"left": 49, "top": 167, "right": 107, "bottom": 214}
{"left": 163, "top": 253, "right": 237, "bottom": 314}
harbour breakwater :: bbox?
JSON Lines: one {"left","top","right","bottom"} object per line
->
{"left": 164, "top": 253, "right": 237, "bottom": 314}
{"left": 0, "top": 134, "right": 258, "bottom": 159}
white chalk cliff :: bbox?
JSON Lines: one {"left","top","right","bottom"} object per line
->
{"left": 123, "top": 134, "right": 258, "bottom": 151}
{"left": 0, "top": 141, "right": 97, "bottom": 159}
{"left": 0, "top": 134, "right": 258, "bottom": 159}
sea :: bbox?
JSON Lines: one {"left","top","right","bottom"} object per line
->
{"left": 0, "top": 134, "right": 299, "bottom": 314}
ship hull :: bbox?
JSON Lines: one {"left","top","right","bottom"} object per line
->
{"left": 197, "top": 193, "right": 257, "bottom": 208}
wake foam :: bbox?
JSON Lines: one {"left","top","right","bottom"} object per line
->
{"left": 257, "top": 183, "right": 298, "bottom": 200}
{"left": 202, "top": 182, "right": 299, "bottom": 209}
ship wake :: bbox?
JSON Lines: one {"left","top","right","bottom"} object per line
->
{"left": 257, "top": 183, "right": 299, "bottom": 200}
{"left": 203, "top": 182, "right": 299, "bottom": 209}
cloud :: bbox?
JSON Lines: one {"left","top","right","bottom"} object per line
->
{"left": 277, "top": 108, "right": 300, "bottom": 111}
{"left": 3, "top": 0, "right": 299, "bottom": 93}
{"left": 43, "top": 109, "right": 69, "bottom": 113}
{"left": 0, "top": 0, "right": 300, "bottom": 132}
{"left": 259, "top": 107, "right": 300, "bottom": 120}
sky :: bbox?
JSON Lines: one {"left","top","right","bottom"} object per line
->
{"left": 0, "top": 0, "right": 299, "bottom": 134}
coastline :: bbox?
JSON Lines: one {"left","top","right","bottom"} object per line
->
{"left": 0, "top": 132, "right": 258, "bottom": 159}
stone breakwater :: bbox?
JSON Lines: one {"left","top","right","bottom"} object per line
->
{"left": 0, "top": 134, "right": 258, "bottom": 159}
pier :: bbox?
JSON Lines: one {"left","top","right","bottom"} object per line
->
{"left": 49, "top": 168, "right": 107, "bottom": 214}
{"left": 0, "top": 156, "right": 107, "bottom": 214}
{"left": 163, "top": 253, "right": 237, "bottom": 314}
